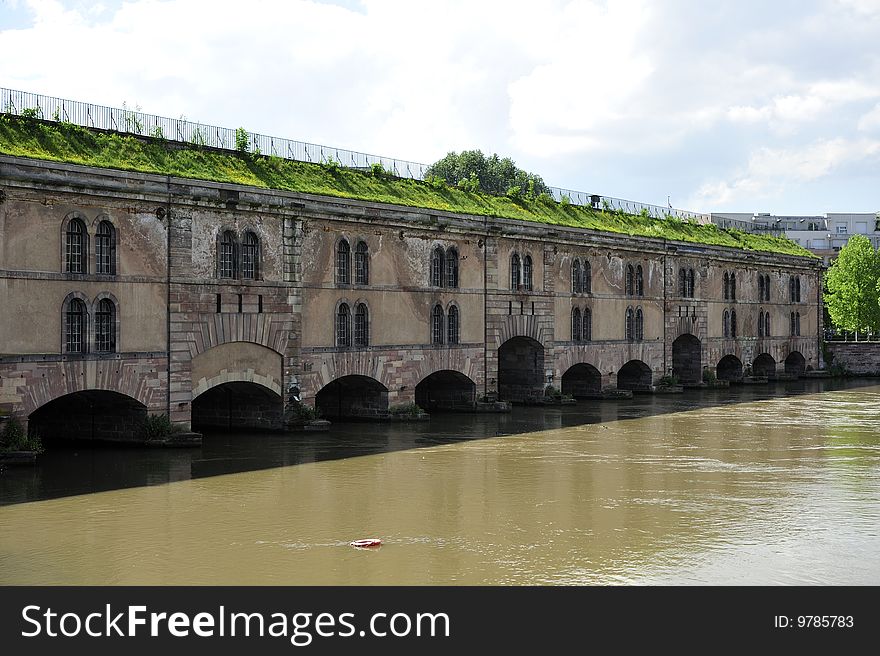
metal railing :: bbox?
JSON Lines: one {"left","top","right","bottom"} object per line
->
{"left": 1, "top": 87, "right": 708, "bottom": 221}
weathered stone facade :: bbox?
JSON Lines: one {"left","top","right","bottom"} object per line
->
{"left": 0, "top": 155, "right": 824, "bottom": 438}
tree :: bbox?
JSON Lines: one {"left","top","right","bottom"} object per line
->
{"left": 425, "top": 150, "right": 551, "bottom": 197}
{"left": 824, "top": 234, "right": 880, "bottom": 333}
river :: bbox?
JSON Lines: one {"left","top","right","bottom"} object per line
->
{"left": 1, "top": 378, "right": 879, "bottom": 585}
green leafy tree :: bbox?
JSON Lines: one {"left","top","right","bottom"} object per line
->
{"left": 425, "top": 150, "right": 551, "bottom": 198}
{"left": 824, "top": 234, "right": 880, "bottom": 332}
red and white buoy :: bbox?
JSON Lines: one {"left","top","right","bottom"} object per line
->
{"left": 350, "top": 538, "right": 382, "bottom": 548}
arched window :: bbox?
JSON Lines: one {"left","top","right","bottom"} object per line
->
{"left": 625, "top": 307, "right": 634, "bottom": 341}
{"left": 758, "top": 311, "right": 765, "bottom": 337}
{"left": 764, "top": 275, "right": 771, "bottom": 302}
{"left": 354, "top": 303, "right": 369, "bottom": 347}
{"left": 723, "top": 272, "right": 730, "bottom": 300}
{"left": 242, "top": 231, "right": 260, "bottom": 280}
{"left": 687, "top": 269, "right": 695, "bottom": 298}
{"left": 447, "top": 305, "right": 460, "bottom": 345}
{"left": 571, "top": 307, "right": 581, "bottom": 342}
{"left": 336, "top": 239, "right": 351, "bottom": 285}
{"left": 445, "top": 247, "right": 458, "bottom": 289}
{"left": 583, "top": 307, "right": 592, "bottom": 341}
{"left": 432, "top": 304, "right": 445, "bottom": 345}
{"left": 635, "top": 307, "right": 644, "bottom": 341}
{"left": 523, "top": 255, "right": 533, "bottom": 291}
{"left": 626, "top": 264, "right": 635, "bottom": 296}
{"left": 679, "top": 268, "right": 686, "bottom": 297}
{"left": 355, "top": 241, "right": 369, "bottom": 285}
{"left": 336, "top": 303, "right": 351, "bottom": 347}
{"left": 95, "top": 220, "right": 116, "bottom": 275}
{"left": 796, "top": 312, "right": 801, "bottom": 336}
{"left": 730, "top": 309, "right": 737, "bottom": 338}
{"left": 431, "top": 246, "right": 445, "bottom": 287}
{"left": 795, "top": 276, "right": 801, "bottom": 303}
{"left": 510, "top": 253, "right": 521, "bottom": 290}
{"left": 219, "top": 230, "right": 238, "bottom": 279}
{"left": 765, "top": 312, "right": 771, "bottom": 337}
{"left": 95, "top": 298, "right": 116, "bottom": 353}
{"left": 583, "top": 261, "right": 591, "bottom": 294}
{"left": 636, "top": 265, "right": 644, "bottom": 296}
{"left": 758, "top": 274, "right": 764, "bottom": 302}
{"left": 723, "top": 310, "right": 730, "bottom": 338}
{"left": 790, "top": 311, "right": 796, "bottom": 336}
{"left": 65, "top": 298, "right": 88, "bottom": 353}
{"left": 730, "top": 272, "right": 736, "bottom": 300}
{"left": 572, "top": 260, "right": 582, "bottom": 294}
{"left": 65, "top": 218, "right": 87, "bottom": 274}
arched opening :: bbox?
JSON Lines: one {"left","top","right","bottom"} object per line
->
{"left": 561, "top": 363, "right": 602, "bottom": 398}
{"left": 498, "top": 336, "right": 544, "bottom": 403}
{"left": 784, "top": 351, "right": 806, "bottom": 377}
{"left": 618, "top": 360, "right": 652, "bottom": 392}
{"left": 753, "top": 353, "right": 776, "bottom": 378}
{"left": 716, "top": 354, "right": 743, "bottom": 382}
{"left": 28, "top": 390, "right": 147, "bottom": 444}
{"left": 315, "top": 375, "right": 389, "bottom": 419}
{"left": 672, "top": 333, "right": 702, "bottom": 384}
{"left": 415, "top": 370, "right": 476, "bottom": 411}
{"left": 192, "top": 382, "right": 282, "bottom": 431}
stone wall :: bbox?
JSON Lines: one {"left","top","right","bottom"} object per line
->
{"left": 824, "top": 343, "right": 880, "bottom": 375}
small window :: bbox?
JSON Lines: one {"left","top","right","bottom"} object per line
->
{"left": 679, "top": 268, "right": 686, "bottom": 297}
{"left": 723, "top": 310, "right": 730, "bottom": 338}
{"left": 789, "top": 277, "right": 796, "bottom": 303}
{"left": 758, "top": 274, "right": 765, "bottom": 302}
{"left": 354, "top": 303, "right": 369, "bottom": 347}
{"left": 636, "top": 265, "right": 644, "bottom": 296}
{"left": 790, "top": 311, "right": 796, "bottom": 336}
{"left": 730, "top": 272, "right": 736, "bottom": 301}
{"left": 626, "top": 264, "right": 635, "bottom": 296}
{"left": 723, "top": 272, "right": 730, "bottom": 300}
{"left": 355, "top": 241, "right": 369, "bottom": 285}
{"left": 432, "top": 304, "right": 445, "bottom": 345}
{"left": 764, "top": 275, "right": 771, "bottom": 302}
{"left": 95, "top": 298, "right": 116, "bottom": 353}
{"left": 765, "top": 312, "right": 771, "bottom": 337}
{"left": 795, "top": 276, "right": 801, "bottom": 303}
{"left": 572, "top": 260, "right": 582, "bottom": 294}
{"left": 523, "top": 255, "right": 533, "bottom": 291}
{"left": 447, "top": 305, "right": 460, "bottom": 345}
{"left": 336, "top": 239, "right": 351, "bottom": 285}
{"left": 431, "top": 246, "right": 445, "bottom": 287}
{"left": 730, "top": 309, "right": 737, "bottom": 338}
{"left": 445, "top": 247, "right": 458, "bottom": 289}
{"left": 686, "top": 269, "right": 695, "bottom": 298}
{"left": 220, "top": 230, "right": 237, "bottom": 279}
{"left": 242, "top": 231, "right": 259, "bottom": 280}
{"left": 95, "top": 220, "right": 116, "bottom": 275}
{"left": 510, "top": 253, "right": 521, "bottom": 290}
{"left": 583, "top": 308, "right": 592, "bottom": 341}
{"left": 583, "top": 261, "right": 591, "bottom": 294}
{"left": 635, "top": 307, "right": 644, "bottom": 341}
{"left": 796, "top": 312, "right": 801, "bottom": 336}
{"left": 758, "top": 311, "right": 765, "bottom": 337}
{"left": 65, "top": 218, "right": 87, "bottom": 274}
{"left": 571, "top": 307, "right": 581, "bottom": 342}
{"left": 336, "top": 303, "right": 351, "bottom": 347}
{"left": 625, "top": 307, "right": 634, "bottom": 341}
{"left": 65, "top": 298, "right": 88, "bottom": 353}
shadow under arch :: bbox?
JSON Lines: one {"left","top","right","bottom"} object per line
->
{"left": 498, "top": 336, "right": 544, "bottom": 403}
{"left": 561, "top": 363, "right": 602, "bottom": 398}
{"left": 28, "top": 389, "right": 147, "bottom": 444}
{"left": 191, "top": 381, "right": 283, "bottom": 431}
{"left": 717, "top": 354, "right": 743, "bottom": 382}
{"left": 316, "top": 375, "right": 389, "bottom": 419}
{"left": 415, "top": 370, "right": 476, "bottom": 411}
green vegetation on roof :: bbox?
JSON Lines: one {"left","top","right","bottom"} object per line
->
{"left": 0, "top": 115, "right": 814, "bottom": 258}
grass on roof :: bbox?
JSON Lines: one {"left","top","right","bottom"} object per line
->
{"left": 0, "top": 115, "right": 814, "bottom": 258}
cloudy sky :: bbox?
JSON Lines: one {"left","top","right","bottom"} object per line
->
{"left": 1, "top": 0, "right": 878, "bottom": 214}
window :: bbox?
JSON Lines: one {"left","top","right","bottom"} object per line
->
{"left": 789, "top": 277, "right": 795, "bottom": 302}
{"left": 758, "top": 311, "right": 765, "bottom": 337}
{"left": 445, "top": 247, "right": 458, "bottom": 289}
{"left": 625, "top": 307, "right": 634, "bottom": 341}
{"left": 583, "top": 307, "right": 592, "bottom": 341}
{"left": 679, "top": 268, "right": 686, "bottom": 297}
{"left": 510, "top": 253, "right": 521, "bottom": 290}
{"left": 242, "top": 232, "right": 259, "bottom": 280}
{"left": 730, "top": 309, "right": 737, "bottom": 338}
{"left": 765, "top": 312, "right": 771, "bottom": 337}
{"left": 432, "top": 304, "right": 445, "bottom": 345}
{"left": 764, "top": 275, "right": 771, "bottom": 302}
{"left": 636, "top": 265, "right": 644, "bottom": 296}
{"left": 523, "top": 255, "right": 533, "bottom": 291}
{"left": 355, "top": 241, "right": 369, "bottom": 285}
{"left": 635, "top": 307, "right": 644, "bottom": 341}
{"left": 220, "top": 231, "right": 237, "bottom": 279}
{"left": 723, "top": 310, "right": 730, "bottom": 338}
{"left": 336, "top": 239, "right": 351, "bottom": 285}
{"left": 792, "top": 276, "right": 801, "bottom": 303}
{"left": 431, "top": 246, "right": 445, "bottom": 287}
{"left": 65, "top": 218, "right": 87, "bottom": 274}
{"left": 572, "top": 260, "right": 582, "bottom": 294}
{"left": 95, "top": 220, "right": 116, "bottom": 275}
{"left": 724, "top": 272, "right": 730, "bottom": 300}
{"left": 626, "top": 264, "right": 635, "bottom": 296}
{"left": 583, "top": 261, "right": 591, "bottom": 294}
{"left": 730, "top": 272, "right": 736, "bottom": 301}
{"left": 95, "top": 298, "right": 116, "bottom": 353}
{"left": 65, "top": 298, "right": 87, "bottom": 353}
{"left": 336, "top": 303, "right": 351, "bottom": 347}
{"left": 686, "top": 269, "right": 695, "bottom": 298}
{"left": 572, "top": 307, "right": 581, "bottom": 342}
{"left": 447, "top": 305, "right": 459, "bottom": 345}
{"left": 796, "top": 312, "right": 801, "bottom": 336}
{"left": 836, "top": 224, "right": 848, "bottom": 234}
{"left": 758, "top": 274, "right": 765, "bottom": 302}
{"left": 354, "top": 303, "right": 369, "bottom": 347}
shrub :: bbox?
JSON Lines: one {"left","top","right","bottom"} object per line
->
{"left": 702, "top": 369, "right": 717, "bottom": 383}
{"left": 142, "top": 413, "right": 182, "bottom": 441}
{"left": 370, "top": 162, "right": 387, "bottom": 178}
{"left": 389, "top": 402, "right": 424, "bottom": 417}
{"left": 657, "top": 375, "right": 679, "bottom": 387}
{"left": 289, "top": 402, "right": 321, "bottom": 420}
{"left": 0, "top": 418, "right": 44, "bottom": 453}
{"left": 235, "top": 127, "right": 249, "bottom": 153}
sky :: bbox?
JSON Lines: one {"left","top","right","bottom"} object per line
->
{"left": 1, "top": 0, "right": 878, "bottom": 214}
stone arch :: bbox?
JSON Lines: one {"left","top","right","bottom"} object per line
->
{"left": 191, "top": 381, "right": 282, "bottom": 430}
{"left": 415, "top": 370, "right": 476, "bottom": 411}
{"left": 618, "top": 359, "right": 652, "bottom": 392}
{"left": 561, "top": 363, "right": 602, "bottom": 398}
{"left": 498, "top": 336, "right": 544, "bottom": 403}
{"left": 753, "top": 353, "right": 776, "bottom": 377}
{"left": 716, "top": 354, "right": 743, "bottom": 382}
{"left": 315, "top": 375, "right": 389, "bottom": 419}
{"left": 672, "top": 333, "right": 702, "bottom": 384}
{"left": 784, "top": 351, "right": 806, "bottom": 376}
{"left": 28, "top": 389, "right": 148, "bottom": 443}
{"left": 191, "top": 341, "right": 283, "bottom": 400}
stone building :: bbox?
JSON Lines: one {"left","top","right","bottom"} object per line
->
{"left": 0, "top": 154, "right": 823, "bottom": 440}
